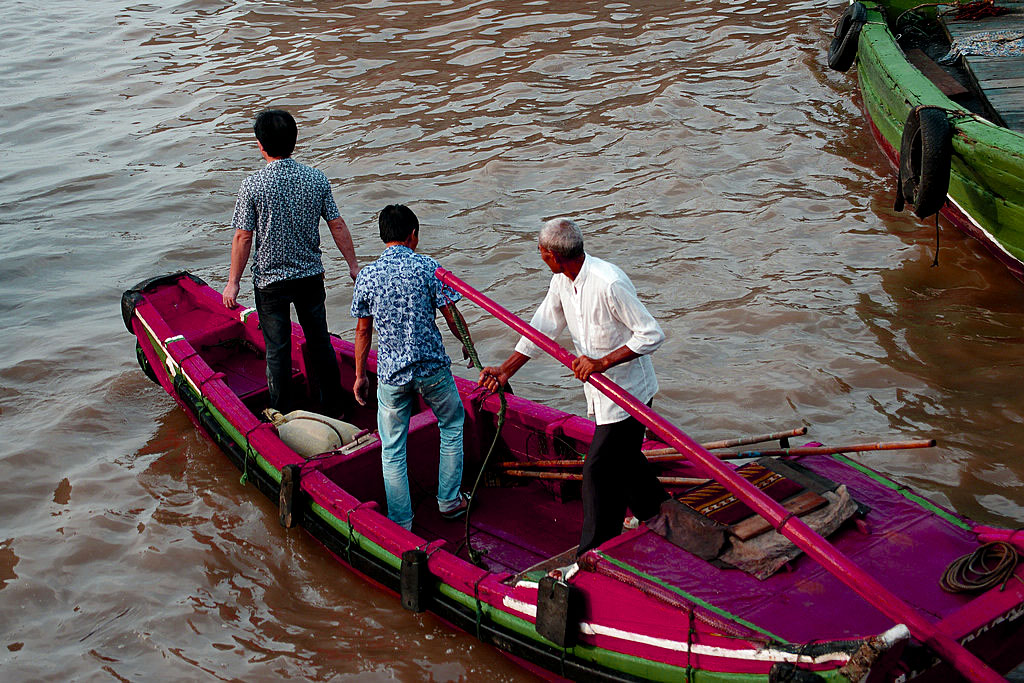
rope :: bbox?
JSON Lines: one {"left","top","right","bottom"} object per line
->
{"left": 941, "top": 541, "right": 1019, "bottom": 592}
{"left": 283, "top": 414, "right": 347, "bottom": 445}
{"left": 943, "top": 0, "right": 1010, "bottom": 20}
{"left": 241, "top": 422, "right": 266, "bottom": 485}
{"left": 344, "top": 503, "right": 374, "bottom": 564}
{"left": 685, "top": 607, "right": 695, "bottom": 683}
{"left": 441, "top": 297, "right": 508, "bottom": 566}
{"left": 473, "top": 572, "right": 488, "bottom": 640}
{"left": 198, "top": 372, "right": 226, "bottom": 391}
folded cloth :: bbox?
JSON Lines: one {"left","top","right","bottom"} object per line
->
{"left": 718, "top": 485, "right": 858, "bottom": 580}
{"left": 646, "top": 499, "right": 728, "bottom": 560}
{"left": 940, "top": 29, "right": 1024, "bottom": 62}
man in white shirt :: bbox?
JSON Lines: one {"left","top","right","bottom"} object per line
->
{"left": 479, "top": 217, "right": 669, "bottom": 556}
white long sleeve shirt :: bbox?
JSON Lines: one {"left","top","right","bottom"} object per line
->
{"left": 514, "top": 254, "right": 665, "bottom": 425}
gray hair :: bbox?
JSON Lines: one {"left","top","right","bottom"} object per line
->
{"left": 539, "top": 217, "right": 584, "bottom": 258}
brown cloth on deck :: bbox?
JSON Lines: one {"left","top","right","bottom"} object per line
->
{"left": 718, "top": 485, "right": 858, "bottom": 580}
{"left": 646, "top": 499, "right": 727, "bottom": 560}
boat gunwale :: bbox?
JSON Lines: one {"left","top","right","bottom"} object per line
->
{"left": 123, "top": 272, "right": 1024, "bottom": 680}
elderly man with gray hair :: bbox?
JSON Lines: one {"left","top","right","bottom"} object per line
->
{"left": 479, "top": 217, "right": 669, "bottom": 557}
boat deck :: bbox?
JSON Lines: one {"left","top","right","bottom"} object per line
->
{"left": 941, "top": 1, "right": 1024, "bottom": 131}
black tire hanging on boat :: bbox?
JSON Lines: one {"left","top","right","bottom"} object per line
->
{"left": 897, "top": 106, "right": 952, "bottom": 219}
{"left": 827, "top": 2, "right": 867, "bottom": 72}
{"left": 136, "top": 342, "right": 160, "bottom": 384}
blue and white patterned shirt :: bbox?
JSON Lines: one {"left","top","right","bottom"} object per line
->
{"left": 231, "top": 158, "right": 341, "bottom": 289}
{"left": 351, "top": 245, "right": 462, "bottom": 386}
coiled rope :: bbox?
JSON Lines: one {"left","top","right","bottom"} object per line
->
{"left": 940, "top": 541, "right": 1019, "bottom": 593}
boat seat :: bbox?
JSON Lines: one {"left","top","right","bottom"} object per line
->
{"left": 189, "top": 321, "right": 251, "bottom": 352}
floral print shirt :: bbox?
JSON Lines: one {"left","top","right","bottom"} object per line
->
{"left": 231, "top": 158, "right": 341, "bottom": 289}
{"left": 351, "top": 245, "right": 462, "bottom": 386}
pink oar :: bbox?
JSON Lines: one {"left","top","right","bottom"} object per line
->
{"left": 436, "top": 266, "right": 1003, "bottom": 683}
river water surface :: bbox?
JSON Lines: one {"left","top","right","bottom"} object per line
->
{"left": 4, "top": 0, "right": 1024, "bottom": 680}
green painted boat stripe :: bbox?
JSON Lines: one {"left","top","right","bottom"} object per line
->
{"left": 594, "top": 552, "right": 789, "bottom": 644}
{"left": 830, "top": 455, "right": 971, "bottom": 530}
{"left": 309, "top": 501, "right": 402, "bottom": 570}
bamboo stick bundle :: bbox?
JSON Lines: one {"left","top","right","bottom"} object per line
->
{"left": 497, "top": 426, "right": 812, "bottom": 469}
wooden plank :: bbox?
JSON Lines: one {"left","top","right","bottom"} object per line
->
{"left": 728, "top": 490, "right": 828, "bottom": 541}
{"left": 969, "top": 56, "right": 1024, "bottom": 79}
{"left": 907, "top": 48, "right": 971, "bottom": 97}
{"left": 1003, "top": 112, "right": 1024, "bottom": 128}
{"left": 986, "top": 94, "right": 1024, "bottom": 116}
{"left": 939, "top": 6, "right": 1024, "bottom": 133}
{"left": 944, "top": 2, "right": 1024, "bottom": 34}
{"left": 946, "top": 18, "right": 1024, "bottom": 35}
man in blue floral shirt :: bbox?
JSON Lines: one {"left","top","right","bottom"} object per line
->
{"left": 351, "top": 204, "right": 473, "bottom": 530}
{"left": 222, "top": 109, "right": 359, "bottom": 416}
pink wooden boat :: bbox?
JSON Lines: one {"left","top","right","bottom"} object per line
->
{"left": 122, "top": 271, "right": 1024, "bottom": 682}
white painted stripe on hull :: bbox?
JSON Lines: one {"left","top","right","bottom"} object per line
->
{"left": 501, "top": 595, "right": 855, "bottom": 666}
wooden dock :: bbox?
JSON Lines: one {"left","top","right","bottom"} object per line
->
{"left": 941, "top": 1, "right": 1024, "bottom": 131}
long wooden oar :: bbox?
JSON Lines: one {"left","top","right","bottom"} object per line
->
{"left": 646, "top": 439, "right": 938, "bottom": 463}
{"left": 503, "top": 469, "right": 708, "bottom": 487}
{"left": 643, "top": 426, "right": 808, "bottom": 457}
{"left": 498, "top": 426, "right": 813, "bottom": 469}
{"left": 436, "top": 267, "right": 1002, "bottom": 683}
{"left": 724, "top": 440, "right": 936, "bottom": 460}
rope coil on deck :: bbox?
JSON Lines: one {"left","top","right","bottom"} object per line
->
{"left": 940, "top": 541, "right": 1019, "bottom": 593}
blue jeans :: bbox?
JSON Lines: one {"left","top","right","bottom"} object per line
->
{"left": 377, "top": 367, "right": 465, "bottom": 530}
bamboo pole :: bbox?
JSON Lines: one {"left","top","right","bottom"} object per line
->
{"left": 499, "top": 427, "right": 811, "bottom": 468}
{"left": 643, "top": 426, "right": 809, "bottom": 457}
{"left": 436, "top": 266, "right": 1002, "bottom": 683}
{"left": 647, "top": 439, "right": 937, "bottom": 463}
{"left": 503, "top": 469, "right": 708, "bottom": 487}
{"left": 498, "top": 458, "right": 583, "bottom": 469}
{"left": 725, "top": 440, "right": 936, "bottom": 460}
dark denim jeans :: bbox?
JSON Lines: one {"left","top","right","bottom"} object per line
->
{"left": 577, "top": 413, "right": 669, "bottom": 556}
{"left": 254, "top": 274, "right": 341, "bottom": 415}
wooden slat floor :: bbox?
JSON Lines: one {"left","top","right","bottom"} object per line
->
{"left": 942, "top": 1, "right": 1024, "bottom": 131}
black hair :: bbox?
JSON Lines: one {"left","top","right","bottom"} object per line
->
{"left": 253, "top": 109, "right": 297, "bottom": 158}
{"left": 379, "top": 204, "right": 419, "bottom": 243}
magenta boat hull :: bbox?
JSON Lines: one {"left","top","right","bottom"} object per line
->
{"left": 122, "top": 272, "right": 1024, "bottom": 681}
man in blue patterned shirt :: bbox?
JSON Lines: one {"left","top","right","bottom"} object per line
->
{"left": 351, "top": 204, "right": 473, "bottom": 530}
{"left": 222, "top": 109, "right": 359, "bottom": 416}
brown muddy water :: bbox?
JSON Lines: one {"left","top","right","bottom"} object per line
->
{"left": 3, "top": 0, "right": 1024, "bottom": 680}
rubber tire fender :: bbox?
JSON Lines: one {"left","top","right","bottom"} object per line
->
{"left": 828, "top": 2, "right": 867, "bottom": 72}
{"left": 898, "top": 106, "right": 952, "bottom": 219}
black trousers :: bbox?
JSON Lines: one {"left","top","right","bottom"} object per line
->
{"left": 254, "top": 274, "right": 341, "bottom": 416}
{"left": 577, "top": 414, "right": 669, "bottom": 556}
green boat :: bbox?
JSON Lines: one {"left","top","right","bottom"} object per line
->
{"left": 828, "top": 0, "right": 1024, "bottom": 280}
